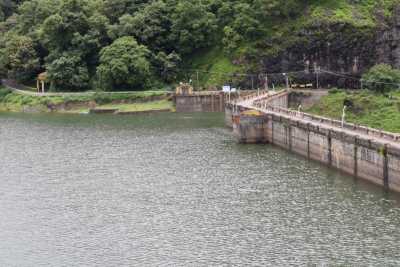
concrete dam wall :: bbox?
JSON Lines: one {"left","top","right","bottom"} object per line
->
{"left": 175, "top": 92, "right": 226, "bottom": 112}
{"left": 227, "top": 91, "right": 400, "bottom": 193}
{"left": 175, "top": 90, "right": 264, "bottom": 113}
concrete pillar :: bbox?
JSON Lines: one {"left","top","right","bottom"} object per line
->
{"left": 327, "top": 131, "right": 332, "bottom": 166}
{"left": 220, "top": 93, "right": 223, "bottom": 111}
{"left": 383, "top": 144, "right": 389, "bottom": 190}
{"left": 271, "top": 119, "right": 274, "bottom": 144}
{"left": 354, "top": 137, "right": 358, "bottom": 178}
{"left": 307, "top": 124, "right": 311, "bottom": 159}
{"left": 211, "top": 94, "right": 215, "bottom": 112}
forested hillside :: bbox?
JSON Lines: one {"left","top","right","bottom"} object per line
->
{"left": 0, "top": 0, "right": 399, "bottom": 91}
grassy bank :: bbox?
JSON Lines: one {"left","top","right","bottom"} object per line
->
{"left": 306, "top": 89, "right": 400, "bottom": 133}
{"left": 0, "top": 87, "right": 173, "bottom": 114}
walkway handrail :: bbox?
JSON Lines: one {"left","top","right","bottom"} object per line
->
{"left": 253, "top": 103, "right": 400, "bottom": 143}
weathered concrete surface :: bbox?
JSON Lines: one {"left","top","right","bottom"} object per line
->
{"left": 175, "top": 91, "right": 262, "bottom": 113}
{"left": 175, "top": 92, "right": 225, "bottom": 112}
{"left": 225, "top": 106, "right": 233, "bottom": 127}
{"left": 228, "top": 89, "right": 400, "bottom": 193}
{"left": 233, "top": 114, "right": 269, "bottom": 144}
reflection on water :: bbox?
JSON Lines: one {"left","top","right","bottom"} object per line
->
{"left": 0, "top": 112, "right": 400, "bottom": 266}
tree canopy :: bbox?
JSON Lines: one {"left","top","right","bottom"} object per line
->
{"left": 97, "top": 36, "right": 151, "bottom": 91}
{"left": 0, "top": 0, "right": 398, "bottom": 91}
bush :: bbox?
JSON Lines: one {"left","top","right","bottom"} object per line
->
{"left": 0, "top": 87, "right": 12, "bottom": 101}
{"left": 328, "top": 88, "right": 343, "bottom": 94}
{"left": 362, "top": 64, "right": 400, "bottom": 93}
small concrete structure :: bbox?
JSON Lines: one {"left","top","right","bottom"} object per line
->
{"left": 175, "top": 91, "right": 226, "bottom": 112}
{"left": 36, "top": 72, "right": 47, "bottom": 93}
{"left": 175, "top": 83, "right": 193, "bottom": 95}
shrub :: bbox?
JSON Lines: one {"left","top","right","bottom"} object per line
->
{"left": 0, "top": 87, "right": 11, "bottom": 101}
{"left": 362, "top": 64, "right": 400, "bottom": 93}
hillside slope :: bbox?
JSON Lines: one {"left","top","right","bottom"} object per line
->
{"left": 0, "top": 0, "right": 399, "bottom": 91}
{"left": 307, "top": 89, "right": 400, "bottom": 132}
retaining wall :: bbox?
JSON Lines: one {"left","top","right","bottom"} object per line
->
{"left": 175, "top": 91, "right": 261, "bottom": 113}
{"left": 175, "top": 92, "right": 226, "bottom": 112}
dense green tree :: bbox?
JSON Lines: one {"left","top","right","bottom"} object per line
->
{"left": 39, "top": 0, "right": 110, "bottom": 89}
{"left": 109, "top": 1, "right": 173, "bottom": 52}
{"left": 362, "top": 64, "right": 400, "bottom": 93}
{"left": 222, "top": 26, "right": 241, "bottom": 55}
{"left": 100, "top": 0, "right": 152, "bottom": 22}
{"left": 0, "top": 0, "right": 25, "bottom": 21}
{"left": 96, "top": 36, "right": 151, "bottom": 90}
{"left": 15, "top": 0, "right": 60, "bottom": 37}
{"left": 153, "top": 51, "right": 181, "bottom": 82}
{"left": 46, "top": 51, "right": 89, "bottom": 91}
{"left": 0, "top": 34, "right": 39, "bottom": 82}
{"left": 170, "top": 1, "right": 217, "bottom": 54}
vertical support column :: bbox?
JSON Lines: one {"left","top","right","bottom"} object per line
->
{"left": 220, "top": 93, "right": 223, "bottom": 112}
{"left": 383, "top": 144, "right": 389, "bottom": 190}
{"left": 327, "top": 130, "right": 332, "bottom": 166}
{"left": 307, "top": 124, "right": 311, "bottom": 160}
{"left": 211, "top": 94, "right": 215, "bottom": 112}
{"left": 271, "top": 119, "right": 274, "bottom": 144}
{"left": 288, "top": 125, "right": 292, "bottom": 151}
{"left": 354, "top": 136, "right": 358, "bottom": 178}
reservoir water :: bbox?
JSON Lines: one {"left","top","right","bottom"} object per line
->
{"left": 1, "top": 112, "right": 400, "bottom": 266}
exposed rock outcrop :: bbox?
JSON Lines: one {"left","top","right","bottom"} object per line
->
{"left": 376, "top": 5, "right": 400, "bottom": 68}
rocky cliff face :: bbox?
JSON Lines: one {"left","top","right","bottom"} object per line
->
{"left": 376, "top": 5, "right": 400, "bottom": 68}
{"left": 256, "top": 22, "right": 376, "bottom": 88}
{"left": 252, "top": 5, "right": 400, "bottom": 88}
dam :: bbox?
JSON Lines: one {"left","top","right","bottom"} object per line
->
{"left": 225, "top": 90, "right": 400, "bottom": 193}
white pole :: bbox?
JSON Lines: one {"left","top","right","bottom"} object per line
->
{"left": 342, "top": 106, "right": 347, "bottom": 128}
